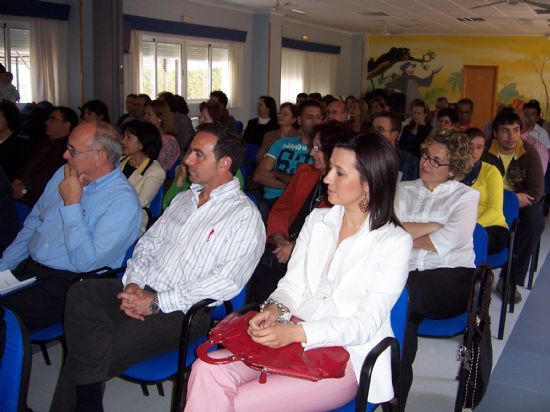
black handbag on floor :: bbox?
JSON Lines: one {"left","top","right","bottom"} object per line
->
{"left": 455, "top": 264, "right": 494, "bottom": 411}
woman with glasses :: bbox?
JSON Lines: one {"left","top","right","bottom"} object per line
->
{"left": 120, "top": 120, "right": 165, "bottom": 235}
{"left": 246, "top": 121, "right": 354, "bottom": 304}
{"left": 399, "top": 99, "right": 433, "bottom": 158}
{"left": 394, "top": 128, "right": 479, "bottom": 408}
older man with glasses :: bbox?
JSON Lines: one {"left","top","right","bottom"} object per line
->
{"left": 0, "top": 121, "right": 141, "bottom": 333}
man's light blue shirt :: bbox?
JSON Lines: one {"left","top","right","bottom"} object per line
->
{"left": 0, "top": 165, "right": 142, "bottom": 273}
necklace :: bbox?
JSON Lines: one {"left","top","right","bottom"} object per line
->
{"left": 309, "top": 176, "right": 326, "bottom": 212}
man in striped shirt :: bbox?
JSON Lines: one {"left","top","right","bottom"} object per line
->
{"left": 51, "top": 124, "right": 265, "bottom": 412}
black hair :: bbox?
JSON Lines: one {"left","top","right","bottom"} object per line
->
{"left": 80, "top": 100, "right": 111, "bottom": 124}
{"left": 334, "top": 131, "right": 401, "bottom": 231}
{"left": 465, "top": 127, "right": 486, "bottom": 140}
{"left": 121, "top": 119, "right": 162, "bottom": 160}
{"left": 308, "top": 92, "right": 323, "bottom": 101}
{"left": 52, "top": 106, "right": 79, "bottom": 131}
{"left": 0, "top": 100, "right": 21, "bottom": 132}
{"left": 210, "top": 90, "right": 229, "bottom": 108}
{"left": 198, "top": 123, "right": 246, "bottom": 176}
{"left": 298, "top": 98, "right": 326, "bottom": 118}
{"left": 457, "top": 98, "right": 474, "bottom": 111}
{"left": 310, "top": 121, "right": 354, "bottom": 167}
{"left": 492, "top": 111, "right": 522, "bottom": 136}
{"left": 523, "top": 100, "right": 542, "bottom": 117}
{"left": 259, "top": 96, "right": 278, "bottom": 121}
{"left": 373, "top": 111, "right": 402, "bottom": 132}
{"left": 437, "top": 107, "right": 459, "bottom": 124}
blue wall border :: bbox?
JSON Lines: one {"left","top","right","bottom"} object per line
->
{"left": 0, "top": 0, "right": 70, "bottom": 21}
{"left": 124, "top": 15, "right": 247, "bottom": 43}
{"left": 282, "top": 37, "right": 340, "bottom": 55}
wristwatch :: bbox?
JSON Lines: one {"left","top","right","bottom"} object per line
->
{"left": 21, "top": 187, "right": 28, "bottom": 195}
{"left": 149, "top": 293, "right": 161, "bottom": 315}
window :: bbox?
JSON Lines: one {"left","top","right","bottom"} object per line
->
{"left": 0, "top": 23, "right": 31, "bottom": 103}
{"left": 280, "top": 47, "right": 337, "bottom": 104}
{"left": 140, "top": 36, "right": 229, "bottom": 103}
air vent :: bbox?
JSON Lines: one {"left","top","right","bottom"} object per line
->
{"left": 456, "top": 17, "right": 486, "bottom": 22}
{"left": 358, "top": 11, "right": 389, "bottom": 17}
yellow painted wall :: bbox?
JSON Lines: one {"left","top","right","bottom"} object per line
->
{"left": 367, "top": 35, "right": 550, "bottom": 118}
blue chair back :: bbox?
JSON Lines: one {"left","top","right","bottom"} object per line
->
{"left": 234, "top": 121, "right": 244, "bottom": 133}
{"left": 167, "top": 158, "right": 181, "bottom": 181}
{"left": 0, "top": 308, "right": 31, "bottom": 412}
{"left": 149, "top": 187, "right": 164, "bottom": 219}
{"left": 240, "top": 144, "right": 260, "bottom": 182}
{"left": 473, "top": 224, "right": 488, "bottom": 266}
{"left": 503, "top": 190, "right": 519, "bottom": 228}
{"left": 15, "top": 202, "right": 32, "bottom": 230}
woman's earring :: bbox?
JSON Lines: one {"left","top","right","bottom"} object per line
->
{"left": 358, "top": 191, "right": 369, "bottom": 214}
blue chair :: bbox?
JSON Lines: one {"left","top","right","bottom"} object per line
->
{"left": 148, "top": 186, "right": 164, "bottom": 220}
{"left": 331, "top": 288, "right": 408, "bottom": 412}
{"left": 0, "top": 307, "right": 32, "bottom": 412}
{"left": 14, "top": 202, "right": 32, "bottom": 229}
{"left": 417, "top": 223, "right": 488, "bottom": 338}
{"left": 240, "top": 144, "right": 260, "bottom": 183}
{"left": 244, "top": 191, "right": 258, "bottom": 205}
{"left": 30, "top": 322, "right": 66, "bottom": 366}
{"left": 488, "top": 190, "right": 519, "bottom": 340}
{"left": 234, "top": 120, "right": 244, "bottom": 134}
{"left": 167, "top": 158, "right": 181, "bottom": 181}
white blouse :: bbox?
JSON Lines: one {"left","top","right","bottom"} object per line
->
{"left": 395, "top": 179, "right": 479, "bottom": 271}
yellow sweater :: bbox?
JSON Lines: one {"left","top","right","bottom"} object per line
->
{"left": 471, "top": 162, "right": 508, "bottom": 229}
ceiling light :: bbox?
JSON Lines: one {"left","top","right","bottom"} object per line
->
{"left": 358, "top": 11, "right": 389, "bottom": 17}
{"left": 456, "top": 17, "right": 486, "bottom": 22}
{"left": 291, "top": 9, "right": 306, "bottom": 15}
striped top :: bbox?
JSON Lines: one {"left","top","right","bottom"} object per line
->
{"left": 123, "top": 177, "right": 265, "bottom": 313}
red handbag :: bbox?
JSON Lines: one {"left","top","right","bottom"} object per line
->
{"left": 196, "top": 311, "right": 350, "bottom": 384}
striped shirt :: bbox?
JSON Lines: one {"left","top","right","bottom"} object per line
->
{"left": 123, "top": 178, "right": 265, "bottom": 313}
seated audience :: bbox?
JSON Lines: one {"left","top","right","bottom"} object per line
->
{"left": 372, "top": 111, "right": 419, "bottom": 182}
{"left": 463, "top": 128, "right": 509, "bottom": 253}
{"left": 296, "top": 92, "right": 308, "bottom": 107}
{"left": 120, "top": 120, "right": 166, "bottom": 235}
{"left": 79, "top": 99, "right": 111, "bottom": 124}
{"left": 0, "top": 101, "right": 31, "bottom": 182}
{"left": 436, "top": 107, "right": 459, "bottom": 129}
{"left": 430, "top": 96, "right": 449, "bottom": 127}
{"left": 326, "top": 99, "right": 349, "bottom": 123}
{"left": 117, "top": 93, "right": 137, "bottom": 126}
{"left": 522, "top": 100, "right": 550, "bottom": 150}
{"left": 399, "top": 100, "right": 433, "bottom": 158}
{"left": 210, "top": 90, "right": 237, "bottom": 131}
{"left": 50, "top": 124, "right": 265, "bottom": 412}
{"left": 308, "top": 92, "right": 323, "bottom": 101}
{"left": 485, "top": 111, "right": 545, "bottom": 303}
{"left": 368, "top": 96, "right": 390, "bottom": 117}
{"left": 455, "top": 98, "right": 475, "bottom": 131}
{"left": 243, "top": 95, "right": 279, "bottom": 146}
{"left": 12, "top": 106, "right": 78, "bottom": 207}
{"left": 144, "top": 99, "right": 180, "bottom": 171}
{"left": 0, "top": 70, "right": 20, "bottom": 103}
{"left": 246, "top": 121, "right": 354, "bottom": 304}
{"left": 158, "top": 91, "right": 195, "bottom": 153}
{"left": 199, "top": 100, "right": 229, "bottom": 127}
{"left": 349, "top": 98, "right": 370, "bottom": 133}
{"left": 254, "top": 99, "right": 323, "bottom": 219}
{"left": 0, "top": 122, "right": 141, "bottom": 332}
{"left": 395, "top": 128, "right": 478, "bottom": 408}
{"left": 185, "top": 131, "right": 412, "bottom": 411}
{"left": 0, "top": 166, "right": 18, "bottom": 254}
{"left": 256, "top": 102, "right": 299, "bottom": 162}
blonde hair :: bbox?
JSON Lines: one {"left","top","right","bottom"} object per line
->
{"left": 421, "top": 128, "right": 473, "bottom": 180}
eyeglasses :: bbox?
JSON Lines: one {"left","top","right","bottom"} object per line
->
{"left": 421, "top": 150, "right": 450, "bottom": 168}
{"left": 66, "top": 145, "right": 105, "bottom": 157}
{"left": 374, "top": 126, "right": 394, "bottom": 134}
{"left": 312, "top": 144, "right": 322, "bottom": 152}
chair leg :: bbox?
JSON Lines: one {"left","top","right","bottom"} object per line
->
{"left": 39, "top": 343, "right": 51, "bottom": 365}
{"left": 498, "top": 267, "right": 510, "bottom": 340}
{"left": 140, "top": 384, "right": 149, "bottom": 396}
{"left": 527, "top": 238, "right": 541, "bottom": 290}
{"left": 156, "top": 383, "right": 165, "bottom": 397}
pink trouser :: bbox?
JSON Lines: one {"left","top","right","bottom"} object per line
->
{"left": 184, "top": 349, "right": 358, "bottom": 412}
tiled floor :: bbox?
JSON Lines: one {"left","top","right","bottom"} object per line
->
{"left": 26, "top": 220, "right": 550, "bottom": 412}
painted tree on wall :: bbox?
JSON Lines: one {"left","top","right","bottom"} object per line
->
{"left": 531, "top": 55, "right": 550, "bottom": 119}
{"left": 497, "top": 83, "right": 525, "bottom": 104}
{"left": 447, "top": 69, "right": 463, "bottom": 94}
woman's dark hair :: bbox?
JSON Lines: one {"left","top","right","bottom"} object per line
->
{"left": 198, "top": 123, "right": 246, "bottom": 176}
{"left": 311, "top": 121, "right": 354, "bottom": 168}
{"left": 0, "top": 100, "right": 21, "bottom": 133}
{"left": 174, "top": 95, "right": 190, "bottom": 115}
{"left": 200, "top": 100, "right": 229, "bottom": 125}
{"left": 437, "top": 107, "right": 459, "bottom": 124}
{"left": 259, "top": 96, "right": 278, "bottom": 121}
{"left": 80, "top": 99, "right": 111, "bottom": 123}
{"left": 121, "top": 119, "right": 162, "bottom": 160}
{"left": 465, "top": 127, "right": 486, "bottom": 140}
{"left": 335, "top": 131, "right": 401, "bottom": 230}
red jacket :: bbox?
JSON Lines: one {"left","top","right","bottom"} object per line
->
{"left": 266, "top": 164, "right": 331, "bottom": 241}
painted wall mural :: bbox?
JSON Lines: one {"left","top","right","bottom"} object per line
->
{"left": 367, "top": 35, "right": 550, "bottom": 118}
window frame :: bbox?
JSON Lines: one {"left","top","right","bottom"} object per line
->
{"left": 0, "top": 19, "right": 32, "bottom": 103}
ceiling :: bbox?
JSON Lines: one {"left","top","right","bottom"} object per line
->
{"left": 193, "top": 0, "right": 550, "bottom": 35}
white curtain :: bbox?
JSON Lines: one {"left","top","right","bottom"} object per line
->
{"left": 227, "top": 41, "right": 244, "bottom": 108}
{"left": 30, "top": 18, "right": 68, "bottom": 105}
{"left": 280, "top": 47, "right": 337, "bottom": 103}
{"left": 123, "top": 30, "right": 142, "bottom": 96}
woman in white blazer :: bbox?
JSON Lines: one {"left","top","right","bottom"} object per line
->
{"left": 185, "top": 132, "right": 412, "bottom": 412}
{"left": 120, "top": 120, "right": 166, "bottom": 235}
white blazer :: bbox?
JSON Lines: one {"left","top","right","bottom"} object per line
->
{"left": 270, "top": 205, "right": 412, "bottom": 403}
{"left": 125, "top": 159, "right": 166, "bottom": 235}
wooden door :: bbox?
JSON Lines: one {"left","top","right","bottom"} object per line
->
{"left": 463, "top": 65, "right": 499, "bottom": 128}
